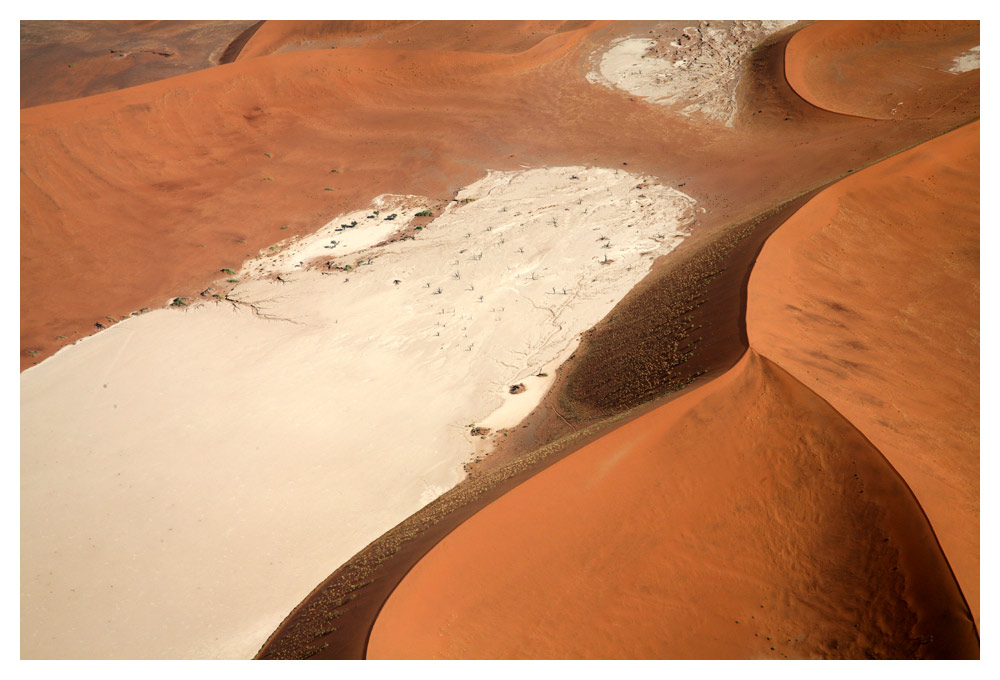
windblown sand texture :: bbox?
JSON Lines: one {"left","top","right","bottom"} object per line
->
{"left": 20, "top": 19, "right": 978, "bottom": 660}
{"left": 747, "top": 122, "right": 980, "bottom": 626}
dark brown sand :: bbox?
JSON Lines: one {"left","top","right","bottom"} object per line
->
{"left": 20, "top": 20, "right": 260, "bottom": 108}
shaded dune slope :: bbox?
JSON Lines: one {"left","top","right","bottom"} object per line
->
{"left": 20, "top": 21, "right": 977, "bottom": 371}
{"left": 253, "top": 22, "right": 978, "bottom": 659}
{"left": 365, "top": 125, "right": 979, "bottom": 659}
{"left": 365, "top": 124, "right": 979, "bottom": 661}
{"left": 20, "top": 20, "right": 260, "bottom": 108}
{"left": 784, "top": 20, "right": 979, "bottom": 120}
{"left": 748, "top": 121, "right": 980, "bottom": 625}
{"left": 217, "top": 21, "right": 265, "bottom": 64}
{"left": 367, "top": 350, "right": 977, "bottom": 659}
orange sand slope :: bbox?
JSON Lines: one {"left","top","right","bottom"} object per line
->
{"left": 785, "top": 20, "right": 979, "bottom": 120}
{"left": 19, "top": 25, "right": 598, "bottom": 371}
{"left": 21, "top": 20, "right": 978, "bottom": 373}
{"left": 234, "top": 20, "right": 587, "bottom": 59}
{"left": 367, "top": 123, "right": 979, "bottom": 661}
{"left": 368, "top": 352, "right": 977, "bottom": 659}
{"left": 748, "top": 121, "right": 980, "bottom": 625}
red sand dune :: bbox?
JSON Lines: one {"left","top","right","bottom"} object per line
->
{"left": 367, "top": 350, "right": 977, "bottom": 659}
{"left": 20, "top": 20, "right": 978, "bottom": 372}
{"left": 234, "top": 20, "right": 588, "bottom": 59}
{"left": 20, "top": 20, "right": 980, "bottom": 660}
{"left": 367, "top": 115, "right": 979, "bottom": 662}
{"left": 366, "top": 123, "right": 979, "bottom": 660}
{"left": 784, "top": 20, "right": 979, "bottom": 120}
{"left": 747, "top": 121, "right": 980, "bottom": 626}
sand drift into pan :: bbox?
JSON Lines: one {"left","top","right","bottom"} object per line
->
{"left": 20, "top": 166, "right": 695, "bottom": 659}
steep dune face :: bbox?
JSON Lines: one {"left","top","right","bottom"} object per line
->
{"left": 20, "top": 20, "right": 260, "bottom": 108}
{"left": 784, "top": 20, "right": 979, "bottom": 120}
{"left": 747, "top": 122, "right": 980, "bottom": 625}
{"left": 368, "top": 350, "right": 977, "bottom": 659}
{"left": 21, "top": 19, "right": 980, "bottom": 661}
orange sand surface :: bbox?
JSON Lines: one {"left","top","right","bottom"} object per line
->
{"left": 234, "top": 20, "right": 585, "bottom": 60}
{"left": 367, "top": 91, "right": 979, "bottom": 663}
{"left": 20, "top": 20, "right": 979, "bottom": 660}
{"left": 747, "top": 121, "right": 980, "bottom": 625}
{"left": 368, "top": 351, "right": 977, "bottom": 659}
{"left": 21, "top": 20, "right": 978, "bottom": 372}
{"left": 785, "top": 20, "right": 979, "bottom": 120}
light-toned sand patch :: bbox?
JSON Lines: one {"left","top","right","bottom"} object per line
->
{"left": 21, "top": 166, "right": 694, "bottom": 659}
{"left": 948, "top": 45, "right": 979, "bottom": 73}
{"left": 587, "top": 21, "right": 795, "bottom": 126}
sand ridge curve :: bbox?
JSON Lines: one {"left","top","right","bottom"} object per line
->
{"left": 367, "top": 349, "right": 977, "bottom": 659}
{"left": 784, "top": 20, "right": 979, "bottom": 120}
{"left": 20, "top": 20, "right": 978, "bottom": 372}
{"left": 747, "top": 120, "right": 980, "bottom": 626}
{"left": 20, "top": 19, "right": 979, "bottom": 661}
{"left": 253, "top": 20, "right": 979, "bottom": 660}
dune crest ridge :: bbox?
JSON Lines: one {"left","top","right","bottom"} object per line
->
{"left": 747, "top": 121, "right": 980, "bottom": 626}
{"left": 367, "top": 349, "right": 977, "bottom": 659}
{"left": 784, "top": 20, "right": 979, "bottom": 119}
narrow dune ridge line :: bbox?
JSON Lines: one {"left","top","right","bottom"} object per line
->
{"left": 746, "top": 120, "right": 980, "bottom": 627}
{"left": 253, "top": 20, "right": 980, "bottom": 661}
{"left": 366, "top": 349, "right": 977, "bottom": 659}
{"left": 369, "top": 123, "right": 979, "bottom": 658}
{"left": 783, "top": 20, "right": 980, "bottom": 120}
{"left": 20, "top": 166, "right": 694, "bottom": 660}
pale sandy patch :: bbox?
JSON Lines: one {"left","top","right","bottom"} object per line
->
{"left": 948, "top": 45, "right": 979, "bottom": 73}
{"left": 587, "top": 21, "right": 795, "bottom": 126}
{"left": 21, "top": 166, "right": 694, "bottom": 659}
